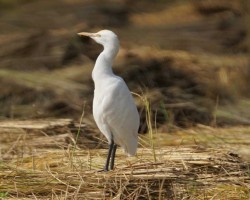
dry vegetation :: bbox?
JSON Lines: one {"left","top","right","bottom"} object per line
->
{"left": 0, "top": 0, "right": 249, "bottom": 128}
{"left": 0, "top": 0, "right": 250, "bottom": 199}
{"left": 0, "top": 119, "right": 249, "bottom": 199}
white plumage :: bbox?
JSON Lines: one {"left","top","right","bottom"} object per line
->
{"left": 78, "top": 30, "right": 140, "bottom": 171}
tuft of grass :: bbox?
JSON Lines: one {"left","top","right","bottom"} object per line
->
{"left": 132, "top": 92, "right": 156, "bottom": 162}
{"left": 74, "top": 101, "right": 86, "bottom": 150}
{"left": 144, "top": 96, "right": 157, "bottom": 163}
{"left": 0, "top": 192, "right": 8, "bottom": 198}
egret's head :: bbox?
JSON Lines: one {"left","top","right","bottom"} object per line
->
{"left": 78, "top": 30, "right": 119, "bottom": 48}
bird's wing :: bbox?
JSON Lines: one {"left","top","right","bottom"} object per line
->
{"left": 100, "top": 77, "right": 140, "bottom": 155}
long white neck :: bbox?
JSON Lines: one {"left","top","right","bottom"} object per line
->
{"left": 92, "top": 41, "right": 119, "bottom": 83}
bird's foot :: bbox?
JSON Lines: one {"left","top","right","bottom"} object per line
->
{"left": 97, "top": 168, "right": 109, "bottom": 173}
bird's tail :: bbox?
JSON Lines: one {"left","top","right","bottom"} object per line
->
{"left": 123, "top": 133, "right": 138, "bottom": 156}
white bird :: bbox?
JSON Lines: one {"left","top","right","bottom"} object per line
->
{"left": 78, "top": 30, "right": 140, "bottom": 171}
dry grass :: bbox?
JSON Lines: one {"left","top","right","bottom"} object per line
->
{"left": 0, "top": 146, "right": 249, "bottom": 199}
{"left": 130, "top": 1, "right": 201, "bottom": 27}
{"left": 0, "top": 0, "right": 249, "bottom": 127}
{"left": 0, "top": 120, "right": 250, "bottom": 199}
{"left": 0, "top": 0, "right": 250, "bottom": 199}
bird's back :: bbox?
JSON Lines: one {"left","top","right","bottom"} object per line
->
{"left": 93, "top": 75, "right": 139, "bottom": 156}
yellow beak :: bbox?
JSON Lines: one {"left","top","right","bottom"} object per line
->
{"left": 77, "top": 32, "right": 101, "bottom": 37}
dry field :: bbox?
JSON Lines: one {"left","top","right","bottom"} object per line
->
{"left": 0, "top": 119, "right": 249, "bottom": 199}
{"left": 0, "top": 0, "right": 250, "bottom": 199}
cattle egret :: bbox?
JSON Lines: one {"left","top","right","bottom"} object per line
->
{"left": 78, "top": 30, "right": 140, "bottom": 171}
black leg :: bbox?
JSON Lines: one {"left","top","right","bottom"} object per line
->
{"left": 110, "top": 144, "right": 117, "bottom": 170}
{"left": 103, "top": 140, "right": 114, "bottom": 171}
